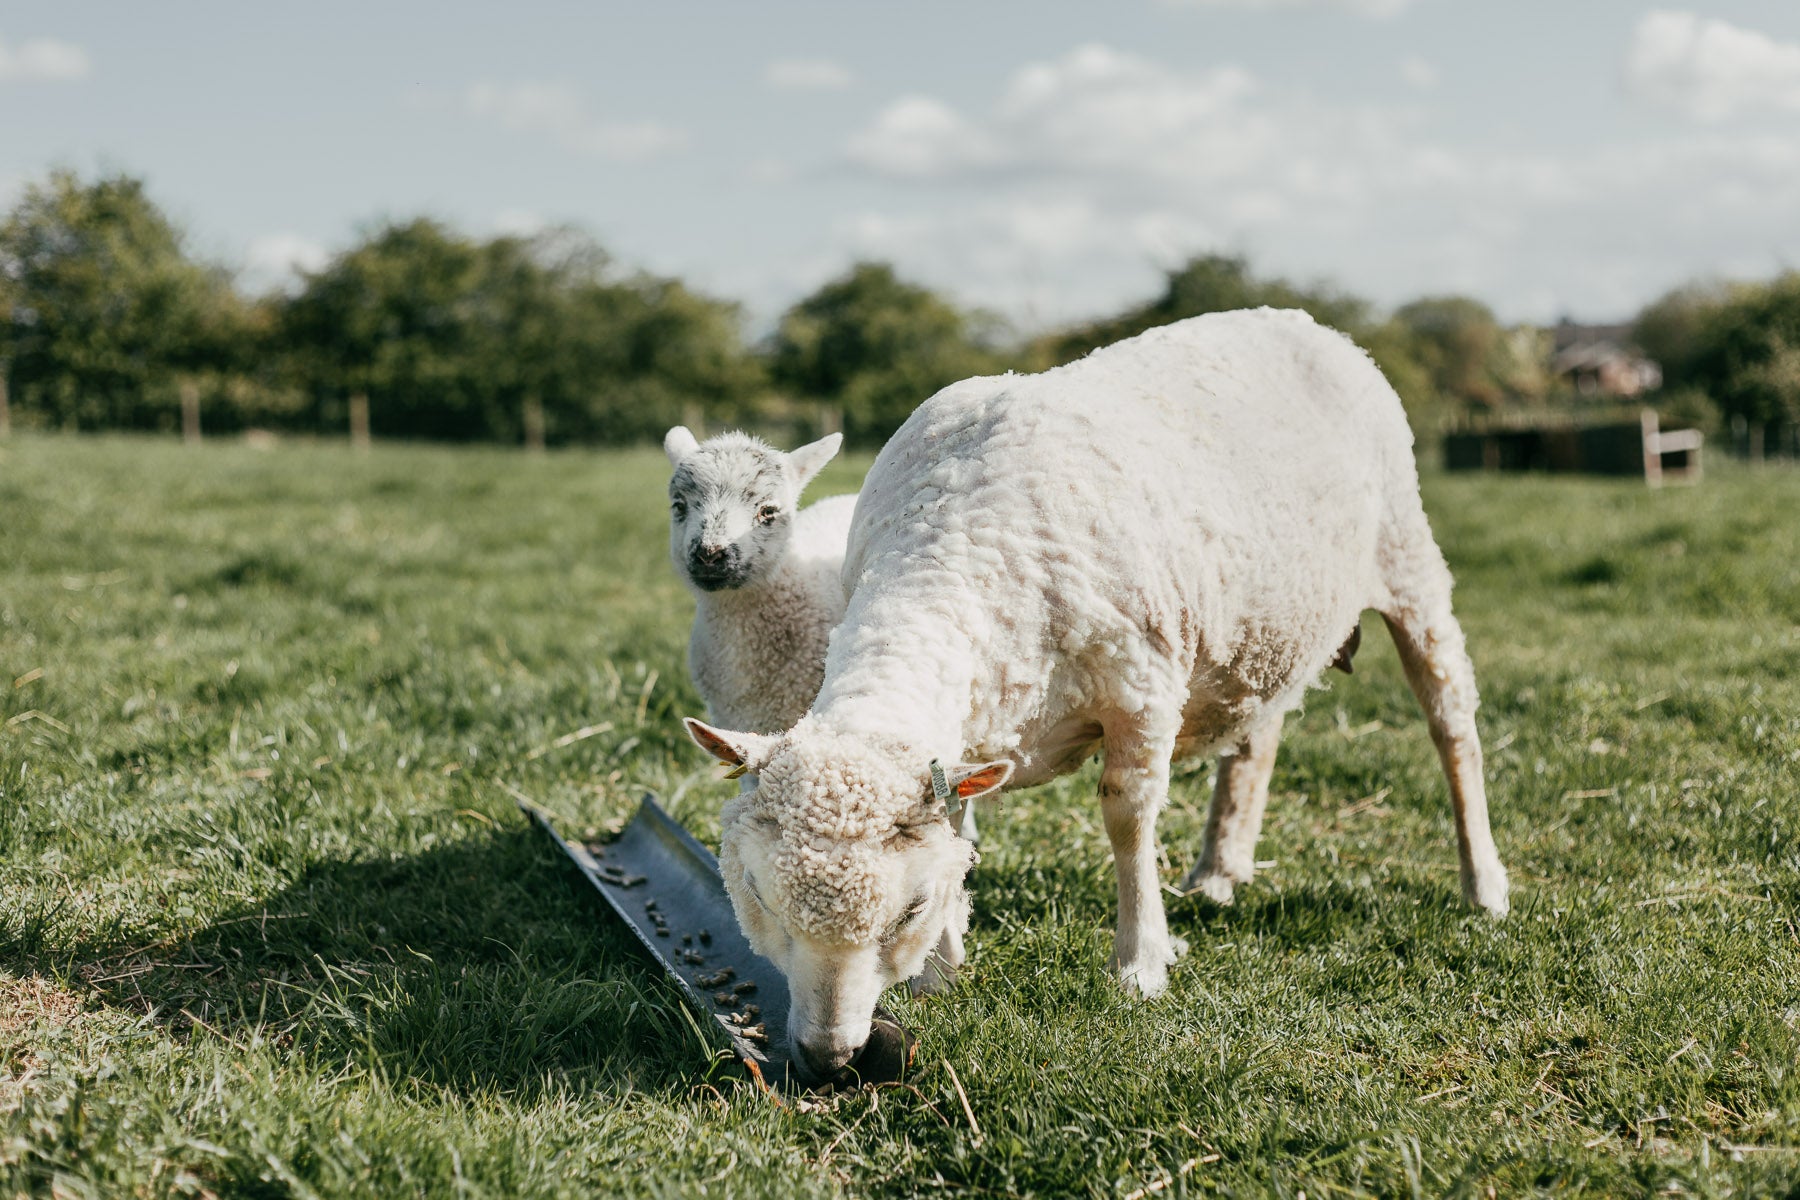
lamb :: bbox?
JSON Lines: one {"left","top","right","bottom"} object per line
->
{"left": 682, "top": 308, "right": 1509, "bottom": 1079}
{"left": 664, "top": 426, "right": 857, "bottom": 736}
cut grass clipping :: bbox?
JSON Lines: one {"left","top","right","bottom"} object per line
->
{"left": 2, "top": 434, "right": 1798, "bottom": 1197}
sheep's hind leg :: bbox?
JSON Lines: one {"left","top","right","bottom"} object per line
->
{"left": 1380, "top": 581, "right": 1509, "bottom": 916}
{"left": 1181, "top": 717, "right": 1282, "bottom": 904}
{"left": 1100, "top": 717, "right": 1185, "bottom": 998}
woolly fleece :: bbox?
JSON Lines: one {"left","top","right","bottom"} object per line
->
{"left": 697, "top": 308, "right": 1509, "bottom": 1074}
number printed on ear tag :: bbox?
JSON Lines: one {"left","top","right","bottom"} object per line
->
{"left": 929, "top": 758, "right": 966, "bottom": 828}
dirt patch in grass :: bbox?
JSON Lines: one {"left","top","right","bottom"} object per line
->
{"left": 0, "top": 974, "right": 86, "bottom": 1111}
{"left": 0, "top": 974, "right": 82, "bottom": 1037}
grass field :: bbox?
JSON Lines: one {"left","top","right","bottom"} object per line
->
{"left": 2, "top": 433, "right": 1798, "bottom": 1198}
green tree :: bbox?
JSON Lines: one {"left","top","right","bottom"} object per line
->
{"left": 0, "top": 170, "right": 235, "bottom": 432}
{"left": 585, "top": 273, "right": 765, "bottom": 443}
{"left": 1390, "top": 296, "right": 1543, "bottom": 414}
{"left": 280, "top": 218, "right": 491, "bottom": 440}
{"left": 1687, "top": 273, "right": 1800, "bottom": 427}
{"left": 281, "top": 219, "right": 758, "bottom": 445}
{"left": 470, "top": 228, "right": 603, "bottom": 447}
{"left": 771, "top": 262, "right": 997, "bottom": 444}
{"left": 1038, "top": 254, "right": 1370, "bottom": 365}
{"left": 1633, "top": 281, "right": 1732, "bottom": 388}
{"left": 1036, "top": 255, "right": 1455, "bottom": 432}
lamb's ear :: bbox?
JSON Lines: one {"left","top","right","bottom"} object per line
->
{"left": 943, "top": 760, "right": 1013, "bottom": 801}
{"left": 664, "top": 426, "right": 700, "bottom": 466}
{"left": 786, "top": 432, "right": 842, "bottom": 491}
{"left": 684, "top": 717, "right": 775, "bottom": 773}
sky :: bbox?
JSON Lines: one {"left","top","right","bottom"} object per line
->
{"left": 3, "top": 0, "right": 1799, "bottom": 334}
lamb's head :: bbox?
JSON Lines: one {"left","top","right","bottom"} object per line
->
{"left": 684, "top": 715, "right": 1011, "bottom": 1080}
{"left": 662, "top": 427, "right": 841, "bottom": 592}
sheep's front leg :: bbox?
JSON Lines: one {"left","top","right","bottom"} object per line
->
{"left": 1182, "top": 717, "right": 1282, "bottom": 903}
{"left": 1101, "top": 721, "right": 1184, "bottom": 998}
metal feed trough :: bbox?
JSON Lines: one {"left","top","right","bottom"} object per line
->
{"left": 520, "top": 793, "right": 913, "bottom": 1097}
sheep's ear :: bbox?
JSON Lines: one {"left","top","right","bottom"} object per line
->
{"left": 684, "top": 717, "right": 774, "bottom": 774}
{"left": 943, "top": 760, "right": 1013, "bottom": 801}
{"left": 664, "top": 426, "right": 700, "bottom": 466}
{"left": 786, "top": 432, "right": 842, "bottom": 491}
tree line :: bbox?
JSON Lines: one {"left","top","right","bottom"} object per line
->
{"left": 2, "top": 169, "right": 1796, "bottom": 448}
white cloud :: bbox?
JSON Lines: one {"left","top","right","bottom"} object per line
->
{"left": 0, "top": 34, "right": 90, "bottom": 81}
{"left": 1400, "top": 55, "right": 1438, "bottom": 90}
{"left": 241, "top": 233, "right": 329, "bottom": 293}
{"left": 1156, "top": 0, "right": 1417, "bottom": 18}
{"left": 764, "top": 57, "right": 853, "bottom": 91}
{"left": 845, "top": 94, "right": 997, "bottom": 177}
{"left": 1625, "top": 10, "right": 1800, "bottom": 120}
{"left": 834, "top": 41, "right": 1800, "bottom": 325}
{"left": 845, "top": 43, "right": 1400, "bottom": 200}
{"left": 463, "top": 82, "right": 686, "bottom": 160}
{"left": 835, "top": 199, "right": 1219, "bottom": 327}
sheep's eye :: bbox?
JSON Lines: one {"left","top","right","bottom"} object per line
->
{"left": 755, "top": 505, "right": 780, "bottom": 526}
{"left": 671, "top": 499, "right": 688, "bottom": 520}
{"left": 885, "top": 897, "right": 929, "bottom": 942}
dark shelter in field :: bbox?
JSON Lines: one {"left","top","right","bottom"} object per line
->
{"left": 1444, "top": 408, "right": 1703, "bottom": 486}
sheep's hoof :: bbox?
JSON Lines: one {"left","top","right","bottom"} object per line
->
{"left": 1463, "top": 867, "right": 1510, "bottom": 917}
{"left": 1116, "top": 958, "right": 1171, "bottom": 999}
{"left": 1181, "top": 870, "right": 1237, "bottom": 905}
{"left": 1112, "top": 941, "right": 1182, "bottom": 998}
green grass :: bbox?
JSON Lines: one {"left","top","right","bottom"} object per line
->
{"left": 2, "top": 433, "right": 1798, "bottom": 1199}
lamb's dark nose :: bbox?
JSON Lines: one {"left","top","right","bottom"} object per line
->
{"left": 692, "top": 544, "right": 729, "bottom": 568}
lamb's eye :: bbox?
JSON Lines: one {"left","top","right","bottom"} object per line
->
{"left": 755, "top": 505, "right": 780, "bottom": 525}
{"left": 671, "top": 499, "right": 688, "bottom": 520}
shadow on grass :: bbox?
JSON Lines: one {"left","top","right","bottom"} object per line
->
{"left": 13, "top": 827, "right": 722, "bottom": 1100}
{"left": 976, "top": 847, "right": 1488, "bottom": 966}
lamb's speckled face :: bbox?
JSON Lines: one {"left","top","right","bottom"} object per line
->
{"left": 662, "top": 427, "right": 839, "bottom": 593}
{"left": 686, "top": 717, "right": 1009, "bottom": 1080}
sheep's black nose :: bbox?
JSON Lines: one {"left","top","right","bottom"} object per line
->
{"left": 796, "top": 1037, "right": 860, "bottom": 1079}
{"left": 693, "top": 544, "right": 728, "bottom": 567}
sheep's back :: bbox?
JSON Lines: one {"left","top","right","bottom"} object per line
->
{"left": 841, "top": 307, "right": 1417, "bottom": 759}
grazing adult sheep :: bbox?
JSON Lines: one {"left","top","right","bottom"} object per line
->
{"left": 684, "top": 309, "right": 1509, "bottom": 1079}
{"left": 664, "top": 427, "right": 855, "bottom": 735}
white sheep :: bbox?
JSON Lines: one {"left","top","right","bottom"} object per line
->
{"left": 683, "top": 309, "right": 1509, "bottom": 1079}
{"left": 664, "top": 427, "right": 855, "bottom": 736}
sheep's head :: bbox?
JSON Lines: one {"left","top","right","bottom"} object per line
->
{"left": 662, "top": 427, "right": 840, "bottom": 592}
{"left": 685, "top": 715, "right": 1011, "bottom": 1080}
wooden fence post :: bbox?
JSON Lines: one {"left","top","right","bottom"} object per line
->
{"left": 523, "top": 395, "right": 546, "bottom": 453}
{"left": 349, "top": 392, "right": 371, "bottom": 450}
{"left": 180, "top": 379, "right": 202, "bottom": 445}
{"left": 0, "top": 369, "right": 10, "bottom": 439}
